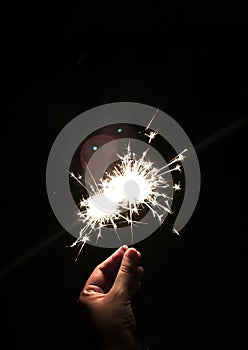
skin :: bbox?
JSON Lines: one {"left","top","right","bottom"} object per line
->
{"left": 78, "top": 246, "right": 144, "bottom": 350}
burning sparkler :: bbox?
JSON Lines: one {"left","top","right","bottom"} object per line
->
{"left": 46, "top": 102, "right": 201, "bottom": 256}
{"left": 68, "top": 109, "right": 188, "bottom": 259}
{"left": 69, "top": 144, "right": 187, "bottom": 258}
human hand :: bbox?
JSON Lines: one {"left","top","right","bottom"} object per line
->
{"left": 78, "top": 246, "right": 144, "bottom": 350}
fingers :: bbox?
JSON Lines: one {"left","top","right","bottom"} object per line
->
{"left": 112, "top": 247, "right": 141, "bottom": 297}
{"left": 81, "top": 246, "right": 143, "bottom": 299}
{"left": 82, "top": 246, "right": 128, "bottom": 295}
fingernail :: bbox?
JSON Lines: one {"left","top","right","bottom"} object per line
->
{"left": 121, "top": 245, "right": 128, "bottom": 252}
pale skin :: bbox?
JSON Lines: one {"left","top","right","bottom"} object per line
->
{"left": 78, "top": 246, "right": 144, "bottom": 350}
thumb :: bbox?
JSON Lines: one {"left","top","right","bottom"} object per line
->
{"left": 112, "top": 248, "right": 138, "bottom": 296}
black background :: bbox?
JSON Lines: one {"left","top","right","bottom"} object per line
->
{"left": 2, "top": 1, "right": 248, "bottom": 349}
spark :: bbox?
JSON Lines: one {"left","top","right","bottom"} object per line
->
{"left": 139, "top": 107, "right": 160, "bottom": 143}
{"left": 70, "top": 143, "right": 186, "bottom": 254}
{"left": 144, "top": 129, "right": 159, "bottom": 143}
{"left": 156, "top": 149, "right": 187, "bottom": 176}
{"left": 68, "top": 171, "right": 92, "bottom": 195}
{"left": 145, "top": 107, "right": 160, "bottom": 131}
{"left": 70, "top": 232, "right": 91, "bottom": 262}
{"left": 173, "top": 182, "right": 181, "bottom": 191}
{"left": 173, "top": 228, "right": 180, "bottom": 236}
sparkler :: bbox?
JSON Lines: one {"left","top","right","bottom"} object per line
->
{"left": 69, "top": 110, "right": 187, "bottom": 259}
{"left": 70, "top": 149, "right": 187, "bottom": 258}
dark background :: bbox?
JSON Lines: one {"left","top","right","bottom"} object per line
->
{"left": 2, "top": 1, "right": 248, "bottom": 349}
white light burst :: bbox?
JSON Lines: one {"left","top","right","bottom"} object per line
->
{"left": 69, "top": 143, "right": 187, "bottom": 258}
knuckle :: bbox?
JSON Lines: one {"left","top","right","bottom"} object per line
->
{"left": 120, "top": 263, "right": 131, "bottom": 274}
{"left": 78, "top": 292, "right": 87, "bottom": 304}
